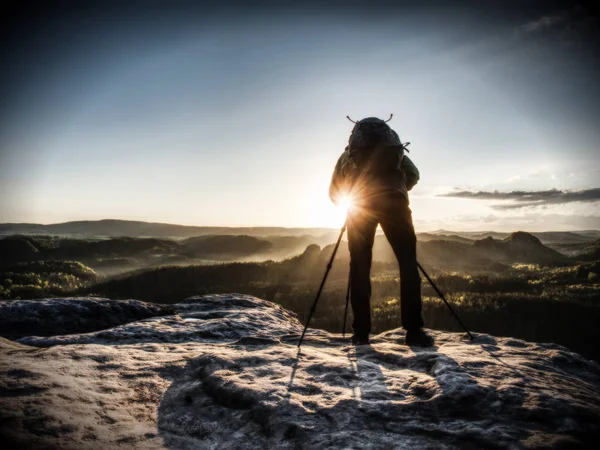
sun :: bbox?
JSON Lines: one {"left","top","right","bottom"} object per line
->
{"left": 310, "top": 195, "right": 353, "bottom": 228}
{"left": 337, "top": 196, "right": 353, "bottom": 217}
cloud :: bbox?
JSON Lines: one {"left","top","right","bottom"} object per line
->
{"left": 514, "top": 8, "right": 599, "bottom": 51}
{"left": 439, "top": 188, "right": 600, "bottom": 209}
{"left": 490, "top": 202, "right": 551, "bottom": 210}
{"left": 415, "top": 212, "right": 600, "bottom": 233}
{"left": 518, "top": 15, "right": 565, "bottom": 33}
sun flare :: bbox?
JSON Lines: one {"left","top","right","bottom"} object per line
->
{"left": 337, "top": 196, "right": 353, "bottom": 217}
{"left": 311, "top": 196, "right": 353, "bottom": 228}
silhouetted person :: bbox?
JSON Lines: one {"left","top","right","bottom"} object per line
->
{"left": 329, "top": 116, "right": 434, "bottom": 346}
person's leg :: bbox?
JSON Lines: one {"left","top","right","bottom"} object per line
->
{"left": 346, "top": 210, "right": 378, "bottom": 339}
{"left": 378, "top": 194, "right": 424, "bottom": 332}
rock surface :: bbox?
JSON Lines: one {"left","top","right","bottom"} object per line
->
{"left": 0, "top": 297, "right": 174, "bottom": 339}
{"left": 1, "top": 294, "right": 599, "bottom": 449}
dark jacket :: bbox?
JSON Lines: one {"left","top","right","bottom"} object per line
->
{"left": 329, "top": 146, "right": 420, "bottom": 205}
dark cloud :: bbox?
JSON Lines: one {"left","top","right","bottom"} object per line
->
{"left": 439, "top": 188, "right": 600, "bottom": 209}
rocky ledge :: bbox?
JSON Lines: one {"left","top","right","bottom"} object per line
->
{"left": 0, "top": 297, "right": 174, "bottom": 339}
{"left": 1, "top": 294, "right": 599, "bottom": 449}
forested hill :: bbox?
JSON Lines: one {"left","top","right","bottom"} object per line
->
{"left": 0, "top": 231, "right": 594, "bottom": 274}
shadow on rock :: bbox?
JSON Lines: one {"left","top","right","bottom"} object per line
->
{"left": 156, "top": 339, "right": 502, "bottom": 448}
{"left": 156, "top": 327, "right": 600, "bottom": 449}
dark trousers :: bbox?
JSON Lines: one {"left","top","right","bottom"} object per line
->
{"left": 347, "top": 191, "right": 424, "bottom": 336}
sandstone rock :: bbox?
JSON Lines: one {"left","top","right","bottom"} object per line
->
{"left": 1, "top": 294, "right": 599, "bottom": 449}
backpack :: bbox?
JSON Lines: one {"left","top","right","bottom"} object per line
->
{"left": 346, "top": 115, "right": 408, "bottom": 177}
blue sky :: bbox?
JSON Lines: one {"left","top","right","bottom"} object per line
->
{"left": 1, "top": 1, "right": 598, "bottom": 231}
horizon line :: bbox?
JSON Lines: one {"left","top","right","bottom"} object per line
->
{"left": 0, "top": 218, "right": 598, "bottom": 234}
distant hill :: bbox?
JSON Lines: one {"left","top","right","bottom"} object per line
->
{"left": 430, "top": 230, "right": 510, "bottom": 240}
{"left": 531, "top": 231, "right": 599, "bottom": 245}
{"left": 182, "top": 235, "right": 273, "bottom": 260}
{"left": 0, "top": 235, "right": 180, "bottom": 263}
{"left": 574, "top": 230, "right": 600, "bottom": 240}
{"left": 473, "top": 232, "right": 567, "bottom": 265}
{"left": 0, "top": 219, "right": 334, "bottom": 239}
{"left": 417, "top": 233, "right": 474, "bottom": 245}
{"left": 570, "top": 240, "right": 600, "bottom": 262}
{"left": 320, "top": 231, "right": 570, "bottom": 271}
{"left": 0, "top": 221, "right": 590, "bottom": 276}
{"left": 0, "top": 236, "right": 41, "bottom": 263}
{"left": 320, "top": 237, "right": 499, "bottom": 272}
{"left": 0, "top": 233, "right": 338, "bottom": 274}
{"left": 428, "top": 229, "right": 599, "bottom": 245}
{"left": 2, "top": 220, "right": 597, "bottom": 246}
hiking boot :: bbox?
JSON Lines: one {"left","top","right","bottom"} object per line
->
{"left": 405, "top": 329, "right": 434, "bottom": 347}
{"left": 351, "top": 334, "right": 370, "bottom": 346}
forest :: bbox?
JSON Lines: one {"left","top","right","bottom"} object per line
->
{"left": 1, "top": 227, "right": 599, "bottom": 361}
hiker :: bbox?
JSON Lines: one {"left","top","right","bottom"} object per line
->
{"left": 329, "top": 116, "right": 434, "bottom": 347}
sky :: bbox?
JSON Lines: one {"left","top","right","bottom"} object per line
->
{"left": 1, "top": 0, "right": 599, "bottom": 231}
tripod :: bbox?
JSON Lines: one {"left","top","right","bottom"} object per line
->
{"left": 298, "top": 220, "right": 347, "bottom": 348}
{"left": 416, "top": 262, "right": 474, "bottom": 340}
{"left": 298, "top": 220, "right": 474, "bottom": 347}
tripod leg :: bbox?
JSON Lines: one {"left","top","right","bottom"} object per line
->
{"left": 342, "top": 270, "right": 351, "bottom": 337}
{"left": 298, "top": 221, "right": 347, "bottom": 348}
{"left": 417, "top": 262, "right": 474, "bottom": 340}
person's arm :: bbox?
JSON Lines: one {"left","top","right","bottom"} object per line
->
{"left": 329, "top": 151, "right": 350, "bottom": 205}
{"left": 401, "top": 155, "right": 420, "bottom": 191}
